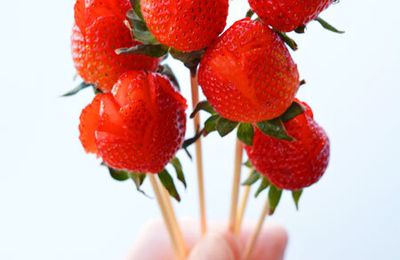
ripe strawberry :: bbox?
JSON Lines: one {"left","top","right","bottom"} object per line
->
{"left": 249, "top": 0, "right": 333, "bottom": 32}
{"left": 198, "top": 18, "right": 299, "bottom": 123}
{"left": 244, "top": 101, "right": 330, "bottom": 190}
{"left": 71, "top": 16, "right": 159, "bottom": 92}
{"left": 74, "top": 0, "right": 132, "bottom": 32}
{"left": 140, "top": 0, "right": 229, "bottom": 52}
{"left": 79, "top": 70, "right": 187, "bottom": 174}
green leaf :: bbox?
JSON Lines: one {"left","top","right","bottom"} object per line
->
{"left": 292, "top": 189, "right": 303, "bottom": 210}
{"left": 246, "top": 9, "right": 254, "bottom": 18}
{"left": 183, "top": 148, "right": 192, "bottom": 160}
{"left": 133, "top": 29, "right": 158, "bottom": 45}
{"left": 158, "top": 64, "right": 180, "bottom": 90}
{"left": 237, "top": 123, "right": 255, "bottom": 145}
{"left": 275, "top": 30, "right": 298, "bottom": 51}
{"left": 190, "top": 100, "right": 215, "bottom": 118}
{"left": 131, "top": 173, "right": 146, "bottom": 186}
{"left": 158, "top": 170, "right": 181, "bottom": 202}
{"left": 182, "top": 128, "right": 204, "bottom": 160}
{"left": 256, "top": 119, "right": 294, "bottom": 141}
{"left": 280, "top": 101, "right": 305, "bottom": 122}
{"left": 61, "top": 82, "right": 93, "bottom": 97}
{"left": 244, "top": 160, "right": 252, "bottom": 168}
{"left": 204, "top": 115, "right": 219, "bottom": 135}
{"left": 129, "top": 1, "right": 135, "bottom": 8}
{"left": 106, "top": 167, "right": 149, "bottom": 195}
{"left": 170, "top": 157, "right": 186, "bottom": 189}
{"left": 294, "top": 25, "right": 306, "bottom": 34}
{"left": 182, "top": 129, "right": 204, "bottom": 149}
{"left": 93, "top": 87, "right": 103, "bottom": 95}
{"left": 130, "top": 173, "right": 148, "bottom": 196}
{"left": 169, "top": 49, "right": 205, "bottom": 71}
{"left": 216, "top": 117, "right": 239, "bottom": 137}
{"left": 191, "top": 101, "right": 215, "bottom": 118}
{"left": 315, "top": 17, "right": 345, "bottom": 34}
{"left": 255, "top": 177, "right": 270, "bottom": 197}
{"left": 131, "top": 0, "right": 143, "bottom": 20}
{"left": 126, "top": 10, "right": 147, "bottom": 31}
{"left": 116, "top": 44, "right": 168, "bottom": 58}
{"left": 242, "top": 170, "right": 260, "bottom": 186}
{"left": 126, "top": 9, "right": 158, "bottom": 44}
{"left": 268, "top": 186, "right": 283, "bottom": 215}
{"left": 108, "top": 168, "right": 130, "bottom": 181}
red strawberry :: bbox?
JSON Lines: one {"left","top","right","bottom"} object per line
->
{"left": 79, "top": 94, "right": 102, "bottom": 154}
{"left": 71, "top": 16, "right": 159, "bottom": 92}
{"left": 79, "top": 70, "right": 187, "bottom": 174}
{"left": 249, "top": 0, "right": 333, "bottom": 32}
{"left": 140, "top": 0, "right": 229, "bottom": 52}
{"left": 244, "top": 101, "right": 330, "bottom": 190}
{"left": 198, "top": 18, "right": 299, "bottom": 123}
{"left": 74, "top": 0, "right": 132, "bottom": 33}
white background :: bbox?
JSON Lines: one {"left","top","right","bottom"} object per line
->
{"left": 1, "top": 0, "right": 399, "bottom": 259}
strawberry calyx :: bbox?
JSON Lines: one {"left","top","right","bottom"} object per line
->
{"left": 314, "top": 17, "right": 345, "bottom": 34}
{"left": 189, "top": 99, "right": 307, "bottom": 146}
{"left": 62, "top": 81, "right": 94, "bottom": 97}
{"left": 105, "top": 156, "right": 187, "bottom": 201}
{"left": 242, "top": 162, "right": 303, "bottom": 214}
{"left": 293, "top": 17, "right": 345, "bottom": 35}
{"left": 274, "top": 30, "right": 298, "bottom": 51}
{"left": 245, "top": 11, "right": 299, "bottom": 51}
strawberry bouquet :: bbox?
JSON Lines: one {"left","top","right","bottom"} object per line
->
{"left": 66, "top": 0, "right": 342, "bottom": 259}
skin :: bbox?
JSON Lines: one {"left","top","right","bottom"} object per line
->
{"left": 126, "top": 220, "right": 288, "bottom": 260}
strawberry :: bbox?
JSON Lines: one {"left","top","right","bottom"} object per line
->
{"left": 248, "top": 0, "right": 333, "bottom": 32}
{"left": 244, "top": 101, "right": 330, "bottom": 190}
{"left": 74, "top": 0, "right": 132, "bottom": 32}
{"left": 79, "top": 70, "right": 187, "bottom": 174}
{"left": 198, "top": 18, "right": 299, "bottom": 123}
{"left": 140, "top": 0, "right": 229, "bottom": 52}
{"left": 79, "top": 93, "right": 102, "bottom": 154}
{"left": 71, "top": 16, "right": 159, "bottom": 92}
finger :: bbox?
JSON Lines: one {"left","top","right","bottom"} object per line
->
{"left": 125, "top": 219, "right": 201, "bottom": 260}
{"left": 240, "top": 222, "right": 288, "bottom": 260}
{"left": 188, "top": 233, "right": 235, "bottom": 260}
{"left": 125, "top": 219, "right": 175, "bottom": 260}
{"left": 126, "top": 220, "right": 288, "bottom": 260}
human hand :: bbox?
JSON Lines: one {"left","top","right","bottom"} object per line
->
{"left": 126, "top": 219, "right": 287, "bottom": 260}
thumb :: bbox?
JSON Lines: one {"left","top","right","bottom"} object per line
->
{"left": 188, "top": 233, "right": 237, "bottom": 260}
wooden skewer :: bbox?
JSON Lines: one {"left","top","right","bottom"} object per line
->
{"left": 228, "top": 139, "right": 243, "bottom": 233}
{"left": 160, "top": 184, "right": 187, "bottom": 258}
{"left": 190, "top": 70, "right": 207, "bottom": 235}
{"left": 235, "top": 180, "right": 251, "bottom": 234}
{"left": 148, "top": 174, "right": 185, "bottom": 260}
{"left": 242, "top": 197, "right": 270, "bottom": 260}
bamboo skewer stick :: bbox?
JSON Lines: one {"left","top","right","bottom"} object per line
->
{"left": 242, "top": 197, "right": 270, "bottom": 260}
{"left": 160, "top": 185, "right": 187, "bottom": 258}
{"left": 228, "top": 139, "right": 243, "bottom": 233}
{"left": 235, "top": 182, "right": 251, "bottom": 234}
{"left": 190, "top": 70, "right": 207, "bottom": 235}
{"left": 148, "top": 174, "right": 185, "bottom": 260}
